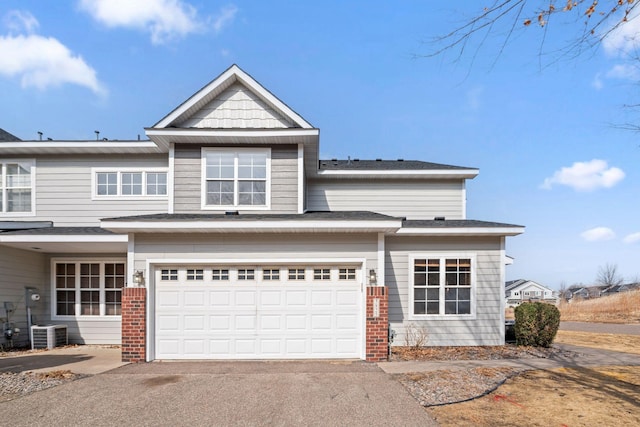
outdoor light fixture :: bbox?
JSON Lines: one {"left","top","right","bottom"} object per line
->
{"left": 369, "top": 269, "right": 377, "bottom": 286}
{"left": 132, "top": 270, "right": 144, "bottom": 286}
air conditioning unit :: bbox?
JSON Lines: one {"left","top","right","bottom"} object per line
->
{"left": 31, "top": 325, "right": 68, "bottom": 350}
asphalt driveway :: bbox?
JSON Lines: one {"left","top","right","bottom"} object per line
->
{"left": 0, "top": 360, "right": 436, "bottom": 426}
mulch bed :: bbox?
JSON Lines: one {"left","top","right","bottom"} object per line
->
{"left": 390, "top": 344, "right": 562, "bottom": 361}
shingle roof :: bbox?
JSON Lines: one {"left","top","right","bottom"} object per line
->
{"left": 0, "top": 227, "right": 119, "bottom": 235}
{"left": 103, "top": 211, "right": 401, "bottom": 222}
{"left": 0, "top": 128, "right": 21, "bottom": 142}
{"left": 402, "top": 219, "right": 524, "bottom": 228}
{"left": 318, "top": 159, "right": 473, "bottom": 171}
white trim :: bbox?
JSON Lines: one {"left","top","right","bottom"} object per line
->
{"left": 146, "top": 128, "right": 319, "bottom": 139}
{"left": 461, "top": 181, "right": 467, "bottom": 219}
{"left": 146, "top": 257, "right": 366, "bottom": 361}
{"left": 0, "top": 141, "right": 159, "bottom": 150}
{"left": 200, "top": 147, "right": 271, "bottom": 211}
{"left": 90, "top": 167, "right": 169, "bottom": 201}
{"left": 377, "top": 233, "right": 385, "bottom": 287}
{"left": 50, "top": 257, "right": 127, "bottom": 321}
{"left": 168, "top": 143, "right": 175, "bottom": 214}
{"left": 297, "top": 143, "right": 304, "bottom": 213}
{"left": 408, "top": 253, "right": 477, "bottom": 321}
{"left": 500, "top": 237, "right": 506, "bottom": 344}
{"left": 0, "top": 159, "right": 36, "bottom": 217}
{"left": 153, "top": 65, "right": 314, "bottom": 129}
{"left": 127, "top": 234, "right": 135, "bottom": 288}
{"left": 396, "top": 227, "right": 524, "bottom": 236}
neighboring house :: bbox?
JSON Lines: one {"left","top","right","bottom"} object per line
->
{"left": 505, "top": 279, "right": 558, "bottom": 307}
{"left": 601, "top": 282, "right": 640, "bottom": 296}
{"left": 0, "top": 65, "right": 524, "bottom": 362}
{"left": 566, "top": 286, "right": 604, "bottom": 302}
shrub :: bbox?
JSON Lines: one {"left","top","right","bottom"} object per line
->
{"left": 514, "top": 302, "right": 561, "bottom": 347}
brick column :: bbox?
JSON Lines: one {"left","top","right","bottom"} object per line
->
{"left": 121, "top": 287, "right": 146, "bottom": 363}
{"left": 365, "top": 286, "right": 388, "bottom": 362}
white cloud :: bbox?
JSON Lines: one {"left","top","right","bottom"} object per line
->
{"left": 4, "top": 10, "right": 39, "bottom": 34}
{"left": 591, "top": 73, "right": 604, "bottom": 90}
{"left": 623, "top": 232, "right": 640, "bottom": 244}
{"left": 606, "top": 63, "right": 640, "bottom": 81}
{"left": 581, "top": 227, "right": 616, "bottom": 242}
{"left": 602, "top": 7, "right": 640, "bottom": 57}
{"left": 212, "top": 5, "right": 238, "bottom": 34}
{"left": 541, "top": 159, "right": 625, "bottom": 191}
{"left": 0, "top": 12, "right": 106, "bottom": 95}
{"left": 466, "top": 86, "right": 483, "bottom": 111}
{"left": 78, "top": 0, "right": 223, "bottom": 44}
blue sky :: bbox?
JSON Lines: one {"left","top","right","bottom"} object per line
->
{"left": 0, "top": 1, "right": 638, "bottom": 288}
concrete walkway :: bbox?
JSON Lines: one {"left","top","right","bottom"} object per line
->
{"left": 0, "top": 345, "right": 126, "bottom": 375}
{"left": 378, "top": 343, "right": 640, "bottom": 374}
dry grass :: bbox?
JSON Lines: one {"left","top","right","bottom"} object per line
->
{"left": 559, "top": 290, "right": 640, "bottom": 323}
{"left": 555, "top": 330, "right": 640, "bottom": 355}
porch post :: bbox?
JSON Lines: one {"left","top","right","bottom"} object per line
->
{"left": 365, "top": 286, "right": 388, "bottom": 362}
{"left": 121, "top": 287, "right": 146, "bottom": 362}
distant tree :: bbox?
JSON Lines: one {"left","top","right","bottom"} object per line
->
{"left": 426, "top": 1, "right": 639, "bottom": 64}
{"left": 596, "top": 263, "right": 624, "bottom": 287}
{"left": 558, "top": 281, "right": 568, "bottom": 301}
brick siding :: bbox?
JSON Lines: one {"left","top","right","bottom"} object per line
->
{"left": 121, "top": 287, "right": 146, "bottom": 363}
{"left": 365, "top": 286, "right": 388, "bottom": 362}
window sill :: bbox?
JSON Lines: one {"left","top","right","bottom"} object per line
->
{"left": 51, "top": 315, "right": 122, "bottom": 321}
{"left": 409, "top": 314, "right": 477, "bottom": 321}
{"left": 200, "top": 205, "right": 271, "bottom": 211}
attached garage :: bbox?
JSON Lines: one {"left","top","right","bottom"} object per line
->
{"left": 153, "top": 264, "right": 364, "bottom": 359}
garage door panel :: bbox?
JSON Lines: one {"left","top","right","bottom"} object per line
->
{"left": 155, "top": 265, "right": 362, "bottom": 359}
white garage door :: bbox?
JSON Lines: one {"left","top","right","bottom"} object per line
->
{"left": 154, "top": 265, "right": 363, "bottom": 359}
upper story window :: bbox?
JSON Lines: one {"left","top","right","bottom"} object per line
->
{"left": 0, "top": 160, "right": 34, "bottom": 214}
{"left": 202, "top": 148, "right": 270, "bottom": 209}
{"left": 92, "top": 168, "right": 167, "bottom": 199}
{"left": 410, "top": 255, "right": 474, "bottom": 318}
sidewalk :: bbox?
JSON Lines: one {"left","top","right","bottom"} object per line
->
{"left": 377, "top": 344, "right": 640, "bottom": 374}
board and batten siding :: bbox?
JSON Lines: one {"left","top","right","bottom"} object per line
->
{"left": 0, "top": 246, "right": 47, "bottom": 348}
{"left": 385, "top": 236, "right": 504, "bottom": 346}
{"left": 0, "top": 155, "right": 169, "bottom": 226}
{"left": 306, "top": 180, "right": 465, "bottom": 220}
{"left": 173, "top": 144, "right": 299, "bottom": 214}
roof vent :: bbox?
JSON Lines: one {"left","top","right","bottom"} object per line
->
{"left": 375, "top": 158, "right": 382, "bottom": 162}
{"left": 354, "top": 158, "right": 359, "bottom": 162}
{"left": 398, "top": 158, "right": 404, "bottom": 162}
{"left": 331, "top": 158, "right": 338, "bottom": 162}
{"left": 434, "top": 216, "right": 446, "bottom": 221}
{"left": 225, "top": 211, "right": 239, "bottom": 216}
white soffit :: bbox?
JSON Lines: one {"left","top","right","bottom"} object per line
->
{"left": 314, "top": 169, "right": 479, "bottom": 179}
{"left": 395, "top": 226, "right": 525, "bottom": 236}
{"left": 0, "top": 141, "right": 163, "bottom": 155}
{"left": 0, "top": 234, "right": 128, "bottom": 253}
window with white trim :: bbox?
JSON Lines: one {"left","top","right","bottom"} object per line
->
{"left": 161, "top": 269, "right": 178, "bottom": 280}
{"left": 411, "top": 256, "right": 473, "bottom": 317}
{"left": 54, "top": 260, "right": 125, "bottom": 317}
{"left": 313, "top": 268, "right": 331, "bottom": 280}
{"left": 202, "top": 148, "right": 270, "bottom": 208}
{"left": 93, "top": 169, "right": 167, "bottom": 198}
{"left": 263, "top": 268, "right": 280, "bottom": 281}
{"left": 186, "top": 269, "right": 204, "bottom": 280}
{"left": 339, "top": 268, "right": 356, "bottom": 280}
{"left": 0, "top": 160, "right": 34, "bottom": 214}
{"left": 288, "top": 268, "right": 305, "bottom": 280}
{"left": 212, "top": 269, "right": 229, "bottom": 281}
{"left": 238, "top": 269, "right": 255, "bottom": 280}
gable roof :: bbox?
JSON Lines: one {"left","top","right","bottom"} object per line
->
{"left": 0, "top": 128, "right": 21, "bottom": 142}
{"left": 317, "top": 159, "right": 479, "bottom": 179}
{"left": 399, "top": 219, "right": 524, "bottom": 236}
{"left": 151, "top": 64, "right": 313, "bottom": 130}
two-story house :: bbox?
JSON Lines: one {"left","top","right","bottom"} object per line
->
{"left": 0, "top": 65, "right": 523, "bottom": 362}
{"left": 505, "top": 279, "right": 558, "bottom": 307}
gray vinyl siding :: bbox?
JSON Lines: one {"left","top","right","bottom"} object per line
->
{"left": 307, "top": 180, "right": 464, "bottom": 220}
{"left": 1, "top": 154, "right": 169, "bottom": 226}
{"left": 0, "top": 246, "right": 47, "bottom": 348}
{"left": 45, "top": 253, "right": 123, "bottom": 345}
{"left": 132, "top": 233, "right": 378, "bottom": 273}
{"left": 173, "top": 144, "right": 298, "bottom": 214}
{"left": 385, "top": 236, "right": 504, "bottom": 346}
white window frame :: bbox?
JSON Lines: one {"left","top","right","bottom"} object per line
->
{"left": 51, "top": 258, "right": 127, "bottom": 320}
{"left": 201, "top": 147, "right": 271, "bottom": 210}
{"left": 91, "top": 167, "right": 168, "bottom": 200}
{"left": 409, "top": 253, "right": 476, "bottom": 320}
{"left": 0, "top": 159, "right": 36, "bottom": 216}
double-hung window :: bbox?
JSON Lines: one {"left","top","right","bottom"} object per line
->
{"left": 93, "top": 169, "right": 167, "bottom": 199}
{"left": 0, "top": 160, "right": 34, "bottom": 214}
{"left": 410, "top": 255, "right": 474, "bottom": 318}
{"left": 53, "top": 260, "right": 126, "bottom": 317}
{"left": 202, "top": 148, "right": 270, "bottom": 209}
